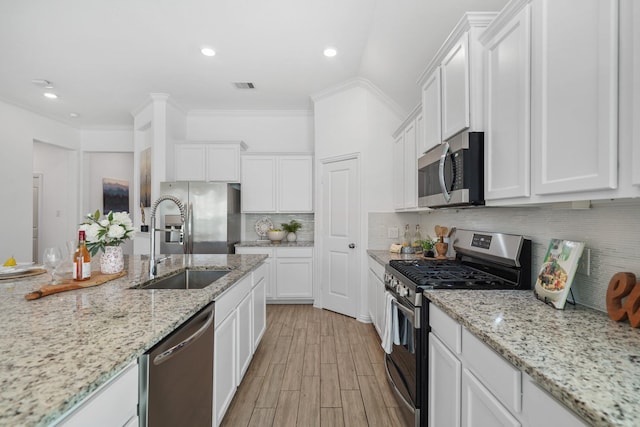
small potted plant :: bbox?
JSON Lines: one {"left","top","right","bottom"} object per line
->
{"left": 281, "top": 220, "right": 303, "bottom": 242}
{"left": 416, "top": 238, "right": 437, "bottom": 258}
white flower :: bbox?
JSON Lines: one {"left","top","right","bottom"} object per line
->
{"left": 79, "top": 210, "right": 135, "bottom": 256}
{"left": 107, "top": 224, "right": 126, "bottom": 239}
{"left": 84, "top": 223, "right": 101, "bottom": 243}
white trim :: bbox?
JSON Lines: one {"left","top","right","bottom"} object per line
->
{"left": 311, "top": 77, "right": 406, "bottom": 120}
{"left": 187, "top": 109, "right": 312, "bottom": 117}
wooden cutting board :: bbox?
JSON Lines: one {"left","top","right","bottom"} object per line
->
{"left": 25, "top": 270, "right": 127, "bottom": 300}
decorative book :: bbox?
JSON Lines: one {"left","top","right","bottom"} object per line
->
{"left": 534, "top": 239, "right": 585, "bottom": 309}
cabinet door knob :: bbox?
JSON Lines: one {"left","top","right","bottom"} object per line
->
{"left": 348, "top": 243, "right": 356, "bottom": 249}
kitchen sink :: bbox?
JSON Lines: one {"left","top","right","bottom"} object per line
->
{"left": 133, "top": 269, "right": 231, "bottom": 290}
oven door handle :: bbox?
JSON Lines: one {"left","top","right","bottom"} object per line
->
{"left": 392, "top": 299, "right": 415, "bottom": 321}
{"left": 439, "top": 141, "right": 452, "bottom": 202}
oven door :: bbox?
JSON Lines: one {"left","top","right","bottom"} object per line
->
{"left": 385, "top": 299, "right": 418, "bottom": 416}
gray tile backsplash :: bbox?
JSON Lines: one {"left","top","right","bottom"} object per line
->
{"left": 369, "top": 199, "right": 640, "bottom": 313}
{"left": 244, "top": 213, "right": 315, "bottom": 242}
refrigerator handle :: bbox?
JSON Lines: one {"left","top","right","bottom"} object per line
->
{"left": 187, "top": 202, "right": 194, "bottom": 255}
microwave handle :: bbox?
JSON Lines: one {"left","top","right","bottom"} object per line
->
{"left": 439, "top": 141, "right": 451, "bottom": 202}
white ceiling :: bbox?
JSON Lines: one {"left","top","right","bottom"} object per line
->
{"left": 0, "top": 0, "right": 507, "bottom": 129}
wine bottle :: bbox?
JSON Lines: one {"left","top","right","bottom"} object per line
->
{"left": 73, "top": 230, "right": 91, "bottom": 281}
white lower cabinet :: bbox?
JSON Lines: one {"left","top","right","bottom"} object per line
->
{"left": 367, "top": 256, "right": 386, "bottom": 338}
{"left": 56, "top": 362, "right": 138, "bottom": 427}
{"left": 462, "top": 368, "right": 521, "bottom": 427}
{"left": 429, "top": 333, "right": 462, "bottom": 427}
{"left": 252, "top": 268, "right": 267, "bottom": 350}
{"left": 236, "top": 246, "right": 313, "bottom": 302}
{"left": 521, "top": 374, "right": 587, "bottom": 427}
{"left": 428, "top": 303, "right": 587, "bottom": 427}
{"left": 214, "top": 266, "right": 267, "bottom": 426}
{"left": 214, "top": 308, "right": 237, "bottom": 426}
{"left": 237, "top": 292, "right": 253, "bottom": 383}
{"left": 276, "top": 250, "right": 313, "bottom": 299}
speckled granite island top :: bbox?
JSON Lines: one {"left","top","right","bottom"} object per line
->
{"left": 236, "top": 241, "right": 314, "bottom": 247}
{"left": 0, "top": 253, "right": 266, "bottom": 427}
{"left": 424, "top": 290, "right": 640, "bottom": 427}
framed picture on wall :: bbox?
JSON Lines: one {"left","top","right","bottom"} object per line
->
{"left": 140, "top": 147, "right": 151, "bottom": 207}
{"left": 103, "top": 178, "right": 129, "bottom": 213}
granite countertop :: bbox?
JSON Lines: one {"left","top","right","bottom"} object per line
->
{"left": 236, "top": 240, "right": 314, "bottom": 248}
{"left": 368, "top": 249, "right": 640, "bottom": 427}
{"left": 367, "top": 249, "right": 423, "bottom": 265}
{"left": 0, "top": 253, "right": 266, "bottom": 427}
{"left": 426, "top": 290, "right": 640, "bottom": 427}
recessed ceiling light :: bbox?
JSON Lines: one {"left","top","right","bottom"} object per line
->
{"left": 43, "top": 92, "right": 58, "bottom": 99}
{"left": 69, "top": 112, "right": 79, "bottom": 118}
{"left": 323, "top": 47, "right": 337, "bottom": 58}
{"left": 32, "top": 79, "right": 51, "bottom": 87}
{"left": 201, "top": 47, "right": 216, "bottom": 57}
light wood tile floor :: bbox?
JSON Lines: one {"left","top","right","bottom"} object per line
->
{"left": 221, "top": 304, "right": 409, "bottom": 427}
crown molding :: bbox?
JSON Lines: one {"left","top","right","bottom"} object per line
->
{"left": 311, "top": 77, "right": 406, "bottom": 120}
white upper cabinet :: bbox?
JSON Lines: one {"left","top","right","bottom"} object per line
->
{"left": 392, "top": 105, "right": 420, "bottom": 210}
{"left": 241, "top": 156, "right": 277, "bottom": 212}
{"left": 241, "top": 154, "right": 313, "bottom": 213}
{"left": 531, "top": 0, "right": 619, "bottom": 195}
{"left": 418, "top": 13, "right": 496, "bottom": 145}
{"left": 420, "top": 68, "right": 442, "bottom": 154}
{"left": 631, "top": 0, "right": 640, "bottom": 187}
{"left": 481, "top": 3, "right": 532, "bottom": 201}
{"left": 278, "top": 156, "right": 313, "bottom": 212}
{"left": 174, "top": 141, "right": 246, "bottom": 182}
{"left": 441, "top": 32, "right": 471, "bottom": 140}
{"left": 175, "top": 144, "right": 207, "bottom": 181}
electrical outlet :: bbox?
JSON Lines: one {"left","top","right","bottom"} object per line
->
{"left": 388, "top": 227, "right": 399, "bottom": 239}
{"left": 577, "top": 248, "right": 591, "bottom": 276}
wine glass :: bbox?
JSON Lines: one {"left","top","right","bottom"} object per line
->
{"left": 43, "top": 247, "right": 63, "bottom": 285}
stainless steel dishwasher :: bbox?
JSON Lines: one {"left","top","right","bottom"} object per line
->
{"left": 139, "top": 302, "right": 214, "bottom": 427}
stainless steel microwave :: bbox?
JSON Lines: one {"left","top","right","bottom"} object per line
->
{"left": 418, "top": 132, "right": 484, "bottom": 208}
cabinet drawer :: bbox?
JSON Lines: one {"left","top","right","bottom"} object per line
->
{"left": 276, "top": 247, "right": 313, "bottom": 258}
{"left": 367, "top": 256, "right": 385, "bottom": 280}
{"left": 235, "top": 247, "right": 274, "bottom": 257}
{"left": 215, "top": 275, "right": 252, "bottom": 327}
{"left": 252, "top": 263, "right": 267, "bottom": 287}
{"left": 462, "top": 328, "right": 521, "bottom": 414}
{"left": 58, "top": 361, "right": 138, "bottom": 426}
{"left": 429, "top": 303, "right": 461, "bottom": 354}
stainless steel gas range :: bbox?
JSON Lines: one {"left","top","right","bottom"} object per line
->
{"left": 382, "top": 229, "right": 532, "bottom": 427}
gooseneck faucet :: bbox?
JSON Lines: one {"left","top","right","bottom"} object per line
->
{"left": 149, "top": 195, "right": 186, "bottom": 279}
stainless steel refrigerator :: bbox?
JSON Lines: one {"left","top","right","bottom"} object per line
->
{"left": 159, "top": 182, "right": 241, "bottom": 254}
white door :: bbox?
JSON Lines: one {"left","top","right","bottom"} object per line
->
{"left": 321, "top": 157, "right": 360, "bottom": 317}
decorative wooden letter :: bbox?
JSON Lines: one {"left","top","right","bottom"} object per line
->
{"left": 606, "top": 272, "right": 640, "bottom": 327}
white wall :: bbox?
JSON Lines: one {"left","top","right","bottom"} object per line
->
{"left": 186, "top": 110, "right": 314, "bottom": 152}
{"left": 313, "top": 79, "right": 403, "bottom": 321}
{"left": 83, "top": 152, "right": 135, "bottom": 255}
{"left": 0, "top": 100, "right": 80, "bottom": 262}
{"left": 32, "top": 142, "right": 78, "bottom": 261}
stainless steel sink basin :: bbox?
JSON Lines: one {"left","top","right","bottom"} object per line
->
{"left": 133, "top": 269, "right": 231, "bottom": 290}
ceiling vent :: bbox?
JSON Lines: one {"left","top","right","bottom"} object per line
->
{"left": 233, "top": 82, "right": 255, "bottom": 89}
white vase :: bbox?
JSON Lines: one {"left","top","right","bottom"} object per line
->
{"left": 287, "top": 232, "right": 297, "bottom": 242}
{"left": 100, "top": 246, "right": 124, "bottom": 274}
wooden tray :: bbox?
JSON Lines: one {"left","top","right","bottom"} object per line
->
{"left": 25, "top": 270, "right": 127, "bottom": 300}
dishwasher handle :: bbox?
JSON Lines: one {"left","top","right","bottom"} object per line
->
{"left": 153, "top": 309, "right": 214, "bottom": 366}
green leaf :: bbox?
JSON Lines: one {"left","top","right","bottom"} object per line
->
{"left": 93, "top": 209, "right": 101, "bottom": 220}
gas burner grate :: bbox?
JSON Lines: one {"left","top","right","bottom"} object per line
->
{"left": 388, "top": 259, "right": 512, "bottom": 288}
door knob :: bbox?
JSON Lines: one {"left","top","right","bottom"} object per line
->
{"left": 348, "top": 243, "right": 356, "bottom": 249}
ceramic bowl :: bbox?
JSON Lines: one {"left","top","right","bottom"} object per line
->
{"left": 267, "top": 230, "right": 287, "bottom": 243}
